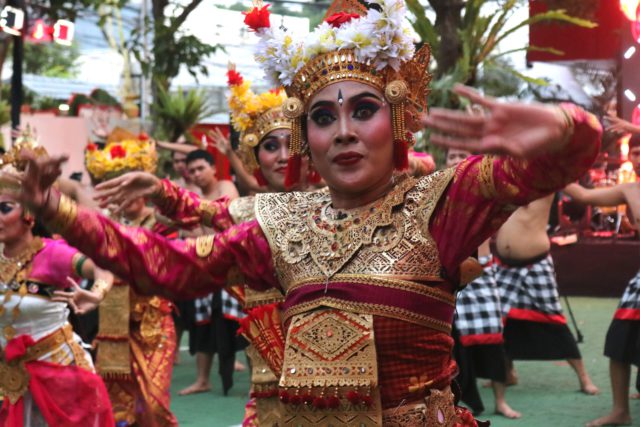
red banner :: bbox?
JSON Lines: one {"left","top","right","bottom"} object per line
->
{"left": 528, "top": 0, "right": 625, "bottom": 62}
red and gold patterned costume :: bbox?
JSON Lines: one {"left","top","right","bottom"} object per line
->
{"left": 84, "top": 131, "right": 178, "bottom": 426}
{"left": 95, "top": 215, "right": 177, "bottom": 427}
{"left": 43, "top": 102, "right": 600, "bottom": 425}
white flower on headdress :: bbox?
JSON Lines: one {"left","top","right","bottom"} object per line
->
{"left": 250, "top": 0, "right": 417, "bottom": 85}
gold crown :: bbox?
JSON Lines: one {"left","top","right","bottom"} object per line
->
{"left": 85, "top": 128, "right": 157, "bottom": 181}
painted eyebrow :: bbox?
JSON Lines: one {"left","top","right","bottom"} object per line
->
{"left": 309, "top": 91, "right": 383, "bottom": 112}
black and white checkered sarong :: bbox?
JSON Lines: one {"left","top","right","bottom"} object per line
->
{"left": 222, "top": 289, "right": 245, "bottom": 320}
{"left": 455, "top": 264, "right": 504, "bottom": 338}
{"left": 194, "top": 293, "right": 213, "bottom": 325}
{"left": 496, "top": 255, "right": 563, "bottom": 317}
{"left": 618, "top": 270, "right": 640, "bottom": 310}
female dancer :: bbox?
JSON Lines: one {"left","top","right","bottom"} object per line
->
{"left": 96, "top": 65, "right": 302, "bottom": 426}
{"left": 12, "top": 0, "right": 601, "bottom": 424}
{"left": 0, "top": 143, "right": 113, "bottom": 426}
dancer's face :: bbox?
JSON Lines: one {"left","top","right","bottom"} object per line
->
{"left": 258, "top": 129, "right": 290, "bottom": 192}
{"left": 306, "top": 81, "right": 394, "bottom": 198}
{"left": 0, "top": 195, "right": 30, "bottom": 244}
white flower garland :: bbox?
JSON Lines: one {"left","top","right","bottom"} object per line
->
{"left": 253, "top": 0, "right": 417, "bottom": 87}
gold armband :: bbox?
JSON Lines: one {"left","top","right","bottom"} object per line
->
{"left": 91, "top": 279, "right": 110, "bottom": 301}
{"left": 49, "top": 194, "right": 78, "bottom": 233}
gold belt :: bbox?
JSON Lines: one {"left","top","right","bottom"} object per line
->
{"left": 0, "top": 324, "right": 78, "bottom": 404}
{"left": 381, "top": 387, "right": 457, "bottom": 426}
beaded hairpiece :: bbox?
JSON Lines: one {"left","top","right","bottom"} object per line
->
{"left": 244, "top": 0, "right": 431, "bottom": 186}
{"left": 85, "top": 128, "right": 157, "bottom": 181}
{"left": 227, "top": 63, "right": 291, "bottom": 186}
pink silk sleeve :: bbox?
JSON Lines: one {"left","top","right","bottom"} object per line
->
{"left": 431, "top": 104, "right": 602, "bottom": 279}
{"left": 45, "top": 194, "right": 278, "bottom": 300}
{"left": 153, "top": 179, "right": 235, "bottom": 232}
{"left": 28, "top": 239, "right": 80, "bottom": 289}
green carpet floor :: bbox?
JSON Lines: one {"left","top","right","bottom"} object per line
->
{"left": 169, "top": 297, "right": 640, "bottom": 426}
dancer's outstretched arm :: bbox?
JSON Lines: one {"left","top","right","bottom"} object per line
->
{"left": 424, "top": 86, "right": 602, "bottom": 278}
{"left": 7, "top": 158, "right": 277, "bottom": 300}
{"left": 94, "top": 172, "right": 238, "bottom": 231}
{"left": 564, "top": 183, "right": 628, "bottom": 207}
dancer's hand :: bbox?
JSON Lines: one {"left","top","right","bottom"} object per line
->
{"left": 12, "top": 150, "right": 68, "bottom": 212}
{"left": 208, "top": 128, "right": 232, "bottom": 156}
{"left": 605, "top": 114, "right": 640, "bottom": 134}
{"left": 52, "top": 277, "right": 102, "bottom": 315}
{"left": 94, "top": 171, "right": 161, "bottom": 212}
{"left": 422, "top": 84, "right": 570, "bottom": 159}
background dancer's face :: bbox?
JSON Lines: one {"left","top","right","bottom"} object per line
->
{"left": 172, "top": 151, "right": 188, "bottom": 178}
{"left": 0, "top": 194, "right": 31, "bottom": 244}
{"left": 445, "top": 148, "right": 472, "bottom": 168}
{"left": 188, "top": 158, "right": 216, "bottom": 190}
{"left": 122, "top": 196, "right": 147, "bottom": 220}
{"left": 306, "top": 81, "right": 394, "bottom": 198}
{"left": 258, "top": 129, "right": 290, "bottom": 192}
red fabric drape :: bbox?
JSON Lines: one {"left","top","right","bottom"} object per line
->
{"left": 0, "top": 335, "right": 113, "bottom": 427}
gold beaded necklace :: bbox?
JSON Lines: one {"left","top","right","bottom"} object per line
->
{"left": 0, "top": 237, "right": 44, "bottom": 340}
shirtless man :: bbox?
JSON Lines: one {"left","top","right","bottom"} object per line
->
{"left": 179, "top": 149, "right": 240, "bottom": 396}
{"left": 567, "top": 133, "right": 640, "bottom": 427}
{"left": 446, "top": 148, "right": 521, "bottom": 419}
{"left": 495, "top": 194, "right": 599, "bottom": 395}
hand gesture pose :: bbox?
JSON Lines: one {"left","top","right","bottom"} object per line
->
{"left": 605, "top": 114, "right": 640, "bottom": 135}
{"left": 423, "top": 85, "right": 572, "bottom": 159}
{"left": 52, "top": 277, "right": 102, "bottom": 315}
{"left": 0, "top": 149, "right": 68, "bottom": 212}
{"left": 207, "top": 128, "right": 232, "bottom": 157}
{"left": 94, "top": 172, "right": 161, "bottom": 212}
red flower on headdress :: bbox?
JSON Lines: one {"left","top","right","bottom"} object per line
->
{"left": 227, "top": 69, "right": 244, "bottom": 86}
{"left": 86, "top": 142, "right": 98, "bottom": 152}
{"left": 110, "top": 145, "right": 126, "bottom": 159}
{"left": 138, "top": 132, "right": 149, "bottom": 141}
{"left": 243, "top": 4, "right": 271, "bottom": 32}
{"left": 326, "top": 12, "right": 360, "bottom": 28}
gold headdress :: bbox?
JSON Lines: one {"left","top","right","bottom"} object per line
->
{"left": 227, "top": 63, "right": 291, "bottom": 186}
{"left": 0, "top": 126, "right": 48, "bottom": 201}
{"left": 0, "top": 125, "right": 48, "bottom": 173}
{"left": 244, "top": 0, "right": 431, "bottom": 186}
{"left": 85, "top": 128, "right": 157, "bottom": 181}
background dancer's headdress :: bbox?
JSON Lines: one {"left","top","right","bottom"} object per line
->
{"left": 244, "top": 0, "right": 432, "bottom": 186}
{"left": 227, "top": 63, "right": 291, "bottom": 186}
{"left": 0, "top": 126, "right": 48, "bottom": 174}
{"left": 85, "top": 128, "right": 157, "bottom": 181}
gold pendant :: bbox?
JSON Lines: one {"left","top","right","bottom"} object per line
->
{"left": 3, "top": 324, "right": 16, "bottom": 340}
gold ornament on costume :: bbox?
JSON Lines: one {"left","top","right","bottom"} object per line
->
{"left": 0, "top": 237, "right": 45, "bottom": 340}
{"left": 245, "top": 0, "right": 432, "bottom": 184}
{"left": 85, "top": 127, "right": 157, "bottom": 180}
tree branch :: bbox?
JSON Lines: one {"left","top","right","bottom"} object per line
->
{"left": 170, "top": 0, "right": 203, "bottom": 32}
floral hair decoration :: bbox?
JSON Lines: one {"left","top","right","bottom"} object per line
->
{"left": 226, "top": 63, "right": 291, "bottom": 186}
{"left": 85, "top": 128, "right": 157, "bottom": 181}
{"left": 244, "top": 0, "right": 432, "bottom": 187}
